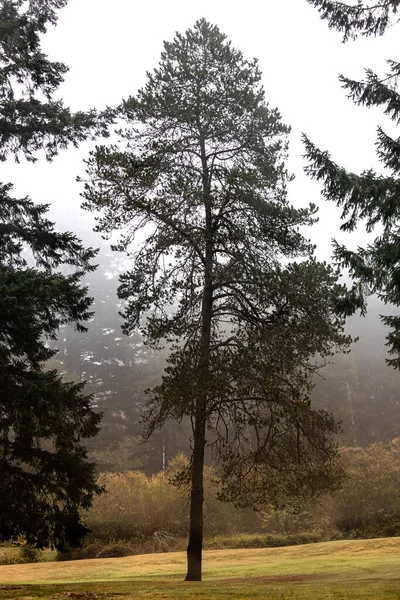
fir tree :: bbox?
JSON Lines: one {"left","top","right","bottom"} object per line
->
{"left": 0, "top": 0, "right": 113, "bottom": 549}
{"left": 307, "top": 0, "right": 400, "bottom": 41}
{"left": 304, "top": 1, "right": 400, "bottom": 367}
{"left": 82, "top": 20, "right": 350, "bottom": 580}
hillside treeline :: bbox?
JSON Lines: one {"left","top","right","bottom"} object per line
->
{"left": 55, "top": 440, "right": 400, "bottom": 560}
{"left": 53, "top": 233, "right": 400, "bottom": 473}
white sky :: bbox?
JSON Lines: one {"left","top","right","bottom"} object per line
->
{"left": 4, "top": 0, "right": 398, "bottom": 260}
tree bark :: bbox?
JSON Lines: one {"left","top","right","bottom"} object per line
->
{"left": 185, "top": 152, "right": 213, "bottom": 579}
{"left": 185, "top": 274, "right": 213, "bottom": 581}
{"left": 184, "top": 122, "right": 214, "bottom": 581}
{"left": 185, "top": 395, "right": 207, "bottom": 581}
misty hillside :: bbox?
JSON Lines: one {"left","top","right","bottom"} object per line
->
{"left": 53, "top": 224, "right": 400, "bottom": 472}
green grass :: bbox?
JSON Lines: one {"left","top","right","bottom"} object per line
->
{"left": 0, "top": 537, "right": 400, "bottom": 599}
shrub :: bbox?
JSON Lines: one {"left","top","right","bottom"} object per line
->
{"left": 0, "top": 545, "right": 44, "bottom": 565}
{"left": 320, "top": 439, "right": 400, "bottom": 538}
{"left": 83, "top": 470, "right": 188, "bottom": 542}
{"left": 203, "top": 532, "right": 324, "bottom": 550}
{"left": 261, "top": 504, "right": 315, "bottom": 535}
{"left": 83, "top": 457, "right": 261, "bottom": 544}
{"left": 57, "top": 540, "right": 140, "bottom": 561}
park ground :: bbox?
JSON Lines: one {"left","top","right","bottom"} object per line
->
{"left": 0, "top": 537, "right": 400, "bottom": 599}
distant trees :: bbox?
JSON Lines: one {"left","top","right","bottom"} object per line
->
{"left": 305, "top": 0, "right": 400, "bottom": 368}
{"left": 323, "top": 440, "right": 400, "bottom": 537}
{"left": 59, "top": 261, "right": 400, "bottom": 460}
{"left": 312, "top": 297, "right": 400, "bottom": 446}
{"left": 83, "top": 20, "right": 351, "bottom": 580}
{"left": 55, "top": 231, "right": 190, "bottom": 474}
{"left": 0, "top": 0, "right": 113, "bottom": 549}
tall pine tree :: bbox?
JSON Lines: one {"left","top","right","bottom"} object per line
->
{"left": 0, "top": 0, "right": 113, "bottom": 549}
{"left": 305, "top": 0, "right": 400, "bottom": 367}
{"left": 82, "top": 20, "right": 350, "bottom": 580}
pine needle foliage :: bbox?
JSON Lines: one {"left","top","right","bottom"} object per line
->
{"left": 307, "top": 0, "right": 400, "bottom": 41}
{"left": 305, "top": 1, "right": 400, "bottom": 368}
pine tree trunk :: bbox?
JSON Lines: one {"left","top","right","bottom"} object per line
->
{"left": 185, "top": 278, "right": 212, "bottom": 581}
{"left": 184, "top": 131, "right": 213, "bottom": 582}
{"left": 185, "top": 397, "right": 207, "bottom": 581}
{"left": 185, "top": 193, "right": 213, "bottom": 581}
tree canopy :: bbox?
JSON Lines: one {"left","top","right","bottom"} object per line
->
{"left": 0, "top": 0, "right": 113, "bottom": 549}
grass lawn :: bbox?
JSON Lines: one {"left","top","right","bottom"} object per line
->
{"left": 0, "top": 537, "right": 399, "bottom": 599}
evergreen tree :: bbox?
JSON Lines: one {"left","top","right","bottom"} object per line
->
{"left": 82, "top": 20, "right": 350, "bottom": 580}
{"left": 0, "top": 0, "right": 112, "bottom": 161}
{"left": 0, "top": 0, "right": 113, "bottom": 549}
{"left": 306, "top": 0, "right": 399, "bottom": 41}
{"left": 305, "top": 0, "right": 400, "bottom": 368}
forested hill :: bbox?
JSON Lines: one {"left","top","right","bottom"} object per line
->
{"left": 54, "top": 223, "right": 400, "bottom": 473}
{"left": 54, "top": 226, "right": 189, "bottom": 474}
{"left": 312, "top": 296, "right": 400, "bottom": 448}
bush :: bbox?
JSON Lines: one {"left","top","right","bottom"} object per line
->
{"left": 261, "top": 504, "right": 315, "bottom": 535}
{"left": 83, "top": 470, "right": 188, "bottom": 542}
{"left": 0, "top": 544, "right": 44, "bottom": 565}
{"left": 323, "top": 440, "right": 400, "bottom": 537}
{"left": 56, "top": 534, "right": 188, "bottom": 561}
{"left": 57, "top": 540, "right": 140, "bottom": 561}
{"left": 56, "top": 531, "right": 325, "bottom": 561}
{"left": 83, "top": 457, "right": 262, "bottom": 544}
{"left": 203, "top": 532, "right": 324, "bottom": 550}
